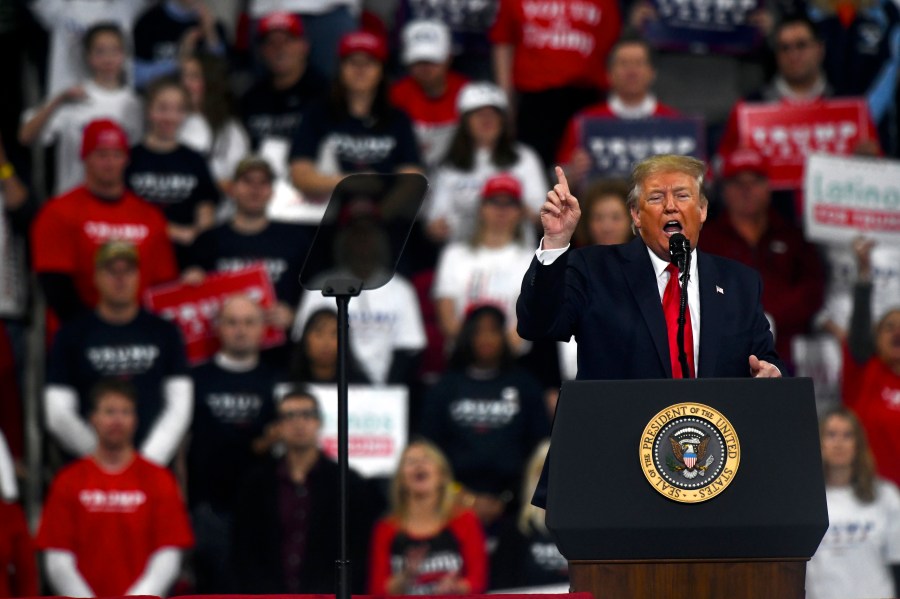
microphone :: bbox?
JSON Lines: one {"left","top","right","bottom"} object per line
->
{"left": 668, "top": 233, "right": 692, "bottom": 378}
{"left": 668, "top": 233, "right": 690, "bottom": 273}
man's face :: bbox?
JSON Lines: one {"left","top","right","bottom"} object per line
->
{"left": 217, "top": 297, "right": 264, "bottom": 359}
{"left": 408, "top": 61, "right": 448, "bottom": 92}
{"left": 722, "top": 172, "right": 771, "bottom": 220}
{"left": 94, "top": 258, "right": 139, "bottom": 308}
{"left": 91, "top": 392, "right": 137, "bottom": 450}
{"left": 83, "top": 148, "right": 128, "bottom": 188}
{"left": 609, "top": 43, "right": 655, "bottom": 100}
{"left": 775, "top": 23, "right": 824, "bottom": 86}
{"left": 277, "top": 396, "right": 321, "bottom": 451}
{"left": 233, "top": 170, "right": 273, "bottom": 217}
{"left": 260, "top": 31, "right": 307, "bottom": 76}
{"left": 631, "top": 170, "right": 708, "bottom": 261}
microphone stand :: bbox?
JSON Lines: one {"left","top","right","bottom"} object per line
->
{"left": 676, "top": 252, "right": 691, "bottom": 379}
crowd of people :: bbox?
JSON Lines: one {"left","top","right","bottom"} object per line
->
{"left": 0, "top": 0, "right": 898, "bottom": 597}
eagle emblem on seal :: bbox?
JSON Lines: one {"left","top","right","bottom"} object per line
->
{"left": 667, "top": 427, "right": 715, "bottom": 479}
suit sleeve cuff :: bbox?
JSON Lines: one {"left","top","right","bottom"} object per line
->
{"left": 535, "top": 240, "right": 570, "bottom": 265}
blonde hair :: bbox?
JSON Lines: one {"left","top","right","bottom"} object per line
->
{"left": 517, "top": 439, "right": 551, "bottom": 535}
{"left": 626, "top": 154, "right": 708, "bottom": 213}
{"left": 390, "top": 438, "right": 458, "bottom": 523}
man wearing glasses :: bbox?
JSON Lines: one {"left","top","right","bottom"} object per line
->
{"left": 232, "top": 388, "right": 384, "bottom": 594}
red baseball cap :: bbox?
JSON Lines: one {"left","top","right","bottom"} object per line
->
{"left": 80, "top": 119, "right": 130, "bottom": 159}
{"left": 258, "top": 12, "right": 303, "bottom": 38}
{"left": 338, "top": 31, "right": 388, "bottom": 62}
{"left": 481, "top": 174, "right": 522, "bottom": 203}
{"left": 721, "top": 147, "right": 768, "bottom": 179}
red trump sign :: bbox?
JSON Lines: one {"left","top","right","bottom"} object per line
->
{"left": 144, "top": 265, "right": 285, "bottom": 364}
{"left": 736, "top": 98, "right": 875, "bottom": 189}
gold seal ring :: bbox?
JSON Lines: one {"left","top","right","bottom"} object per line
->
{"left": 639, "top": 402, "right": 741, "bottom": 504}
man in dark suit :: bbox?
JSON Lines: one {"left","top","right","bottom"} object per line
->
{"left": 518, "top": 155, "right": 783, "bottom": 506}
{"left": 518, "top": 155, "right": 783, "bottom": 380}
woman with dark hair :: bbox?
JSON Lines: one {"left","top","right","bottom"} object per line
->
{"left": 125, "top": 77, "right": 220, "bottom": 266}
{"left": 289, "top": 308, "right": 370, "bottom": 384}
{"left": 368, "top": 439, "right": 488, "bottom": 595}
{"left": 19, "top": 22, "right": 142, "bottom": 195}
{"left": 806, "top": 406, "right": 900, "bottom": 599}
{"left": 289, "top": 31, "right": 423, "bottom": 201}
{"left": 842, "top": 238, "right": 900, "bottom": 489}
{"left": 179, "top": 54, "right": 250, "bottom": 191}
{"left": 426, "top": 81, "right": 545, "bottom": 244}
{"left": 419, "top": 305, "right": 549, "bottom": 530}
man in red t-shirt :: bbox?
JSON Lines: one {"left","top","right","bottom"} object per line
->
{"left": 36, "top": 378, "right": 194, "bottom": 596}
{"left": 31, "top": 118, "right": 178, "bottom": 323}
{"left": 490, "top": 0, "right": 621, "bottom": 167}
{"left": 557, "top": 36, "right": 679, "bottom": 187}
{"left": 390, "top": 20, "right": 468, "bottom": 170}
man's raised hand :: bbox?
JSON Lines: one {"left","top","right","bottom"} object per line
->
{"left": 541, "top": 166, "right": 581, "bottom": 250}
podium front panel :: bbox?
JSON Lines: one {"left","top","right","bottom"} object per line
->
{"left": 546, "top": 378, "right": 828, "bottom": 560}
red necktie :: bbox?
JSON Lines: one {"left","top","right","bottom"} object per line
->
{"left": 663, "top": 263, "right": 695, "bottom": 379}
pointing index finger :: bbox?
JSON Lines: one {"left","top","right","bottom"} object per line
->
{"left": 555, "top": 166, "right": 570, "bottom": 197}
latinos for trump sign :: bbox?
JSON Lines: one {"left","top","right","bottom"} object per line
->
{"left": 644, "top": 0, "right": 763, "bottom": 55}
{"left": 804, "top": 153, "right": 900, "bottom": 245}
{"left": 581, "top": 116, "right": 706, "bottom": 179}
{"left": 144, "top": 265, "right": 284, "bottom": 364}
{"left": 736, "top": 99, "right": 874, "bottom": 190}
{"left": 309, "top": 383, "right": 409, "bottom": 478}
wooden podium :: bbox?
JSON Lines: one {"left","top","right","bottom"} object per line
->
{"left": 544, "top": 379, "right": 828, "bottom": 599}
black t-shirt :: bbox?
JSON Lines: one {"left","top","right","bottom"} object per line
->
{"left": 188, "top": 358, "right": 281, "bottom": 510}
{"left": 133, "top": 3, "right": 227, "bottom": 65}
{"left": 47, "top": 309, "right": 189, "bottom": 445}
{"left": 490, "top": 520, "right": 568, "bottom": 589}
{"left": 420, "top": 367, "right": 550, "bottom": 496}
{"left": 289, "top": 100, "right": 422, "bottom": 174}
{"left": 126, "top": 143, "right": 220, "bottom": 226}
{"left": 389, "top": 526, "right": 468, "bottom": 595}
{"left": 240, "top": 69, "right": 328, "bottom": 150}
{"left": 188, "top": 221, "right": 314, "bottom": 305}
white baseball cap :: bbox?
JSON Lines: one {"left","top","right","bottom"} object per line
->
{"left": 456, "top": 82, "right": 509, "bottom": 113}
{"left": 402, "top": 20, "right": 451, "bottom": 65}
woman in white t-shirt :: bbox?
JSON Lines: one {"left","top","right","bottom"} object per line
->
{"left": 433, "top": 173, "right": 534, "bottom": 355}
{"left": 426, "top": 82, "right": 547, "bottom": 244}
{"left": 19, "top": 23, "right": 142, "bottom": 195}
{"left": 806, "top": 407, "right": 900, "bottom": 599}
{"left": 179, "top": 54, "right": 250, "bottom": 192}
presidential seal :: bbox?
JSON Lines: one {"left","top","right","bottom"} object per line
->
{"left": 639, "top": 403, "right": 740, "bottom": 503}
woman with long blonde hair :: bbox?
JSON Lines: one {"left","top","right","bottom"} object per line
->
{"left": 368, "top": 439, "right": 488, "bottom": 595}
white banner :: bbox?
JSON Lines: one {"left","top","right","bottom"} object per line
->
{"left": 804, "top": 153, "right": 900, "bottom": 245}
{"left": 309, "top": 384, "right": 408, "bottom": 478}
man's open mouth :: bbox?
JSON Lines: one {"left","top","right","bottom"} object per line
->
{"left": 663, "top": 220, "right": 683, "bottom": 235}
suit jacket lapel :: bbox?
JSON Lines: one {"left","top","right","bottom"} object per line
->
{"left": 697, "top": 251, "right": 723, "bottom": 378}
{"left": 619, "top": 238, "right": 670, "bottom": 376}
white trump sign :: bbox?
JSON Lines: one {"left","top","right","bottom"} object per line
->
{"left": 308, "top": 384, "right": 408, "bottom": 478}
{"left": 804, "top": 153, "right": 900, "bottom": 245}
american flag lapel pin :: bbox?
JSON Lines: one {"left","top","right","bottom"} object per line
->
{"left": 716, "top": 285, "right": 724, "bottom": 295}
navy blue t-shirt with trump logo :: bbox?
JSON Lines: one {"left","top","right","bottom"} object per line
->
{"left": 47, "top": 309, "right": 189, "bottom": 446}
